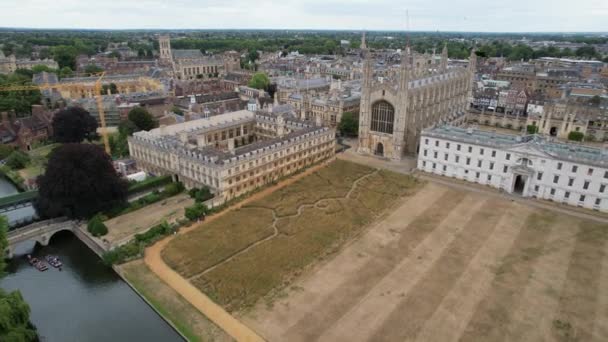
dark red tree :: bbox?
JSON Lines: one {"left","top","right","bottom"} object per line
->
{"left": 35, "top": 144, "right": 128, "bottom": 218}
{"left": 52, "top": 107, "right": 98, "bottom": 143}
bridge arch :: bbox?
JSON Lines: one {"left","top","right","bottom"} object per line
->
{"left": 5, "top": 219, "right": 75, "bottom": 259}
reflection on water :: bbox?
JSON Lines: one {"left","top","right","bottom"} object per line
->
{"left": 0, "top": 177, "right": 37, "bottom": 226}
{"left": 1, "top": 231, "right": 183, "bottom": 342}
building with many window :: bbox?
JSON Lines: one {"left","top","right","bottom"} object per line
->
{"left": 418, "top": 125, "right": 608, "bottom": 212}
{"left": 158, "top": 35, "right": 225, "bottom": 80}
{"left": 358, "top": 37, "right": 474, "bottom": 160}
{"left": 0, "top": 50, "right": 58, "bottom": 74}
{"left": 128, "top": 110, "right": 335, "bottom": 202}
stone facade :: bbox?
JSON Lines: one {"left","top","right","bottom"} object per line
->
{"left": 419, "top": 125, "right": 608, "bottom": 212}
{"left": 33, "top": 72, "right": 163, "bottom": 100}
{"left": 358, "top": 40, "right": 473, "bottom": 160}
{"left": 0, "top": 51, "right": 58, "bottom": 74}
{"left": 158, "top": 35, "right": 226, "bottom": 80}
{"left": 128, "top": 110, "right": 335, "bottom": 201}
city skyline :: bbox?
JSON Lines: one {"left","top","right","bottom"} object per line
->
{"left": 1, "top": 0, "right": 607, "bottom": 32}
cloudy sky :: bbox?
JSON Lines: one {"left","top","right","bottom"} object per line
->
{"left": 0, "top": 0, "right": 606, "bottom": 32}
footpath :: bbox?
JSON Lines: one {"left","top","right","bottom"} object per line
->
{"left": 143, "top": 158, "right": 335, "bottom": 342}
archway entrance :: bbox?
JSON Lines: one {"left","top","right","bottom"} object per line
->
{"left": 513, "top": 175, "right": 526, "bottom": 195}
{"left": 550, "top": 127, "right": 558, "bottom": 136}
{"left": 375, "top": 142, "right": 384, "bottom": 157}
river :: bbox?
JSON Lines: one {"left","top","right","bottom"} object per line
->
{"left": 0, "top": 178, "right": 183, "bottom": 341}
{"left": 0, "top": 176, "right": 37, "bottom": 226}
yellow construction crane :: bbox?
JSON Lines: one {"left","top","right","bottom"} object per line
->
{"left": 0, "top": 72, "right": 111, "bottom": 154}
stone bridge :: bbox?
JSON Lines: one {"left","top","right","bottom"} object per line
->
{"left": 5, "top": 218, "right": 76, "bottom": 258}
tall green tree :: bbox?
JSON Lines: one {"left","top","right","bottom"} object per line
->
{"left": 0, "top": 72, "right": 41, "bottom": 115}
{"left": 127, "top": 107, "right": 156, "bottom": 132}
{"left": 338, "top": 112, "right": 359, "bottom": 137}
{"left": 248, "top": 72, "right": 270, "bottom": 90}
{"left": 51, "top": 45, "right": 79, "bottom": 70}
{"left": 0, "top": 216, "right": 38, "bottom": 342}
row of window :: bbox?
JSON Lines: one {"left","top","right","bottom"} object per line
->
{"left": 539, "top": 172, "right": 607, "bottom": 193}
{"left": 423, "top": 138, "right": 608, "bottom": 180}
{"left": 423, "top": 150, "right": 505, "bottom": 171}
{"left": 421, "top": 161, "right": 603, "bottom": 207}
{"left": 425, "top": 140, "right": 507, "bottom": 159}
{"left": 534, "top": 186, "right": 602, "bottom": 206}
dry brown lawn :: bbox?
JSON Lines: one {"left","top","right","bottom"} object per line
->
{"left": 244, "top": 182, "right": 608, "bottom": 342}
{"left": 162, "top": 207, "right": 275, "bottom": 278}
{"left": 162, "top": 160, "right": 422, "bottom": 312}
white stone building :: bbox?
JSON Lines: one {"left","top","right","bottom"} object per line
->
{"left": 418, "top": 125, "right": 608, "bottom": 212}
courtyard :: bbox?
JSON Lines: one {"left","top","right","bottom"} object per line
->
{"left": 243, "top": 182, "right": 608, "bottom": 342}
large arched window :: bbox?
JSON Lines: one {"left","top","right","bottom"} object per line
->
{"left": 371, "top": 100, "right": 395, "bottom": 134}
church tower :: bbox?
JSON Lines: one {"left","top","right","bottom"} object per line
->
{"left": 394, "top": 46, "right": 411, "bottom": 157}
{"left": 357, "top": 32, "right": 373, "bottom": 154}
{"left": 159, "top": 35, "right": 173, "bottom": 65}
{"left": 441, "top": 43, "right": 448, "bottom": 72}
{"left": 467, "top": 48, "right": 477, "bottom": 110}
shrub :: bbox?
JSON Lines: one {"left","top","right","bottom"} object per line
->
{"left": 135, "top": 221, "right": 174, "bottom": 244}
{"left": 568, "top": 131, "right": 584, "bottom": 142}
{"left": 127, "top": 175, "right": 172, "bottom": 194}
{"left": 87, "top": 214, "right": 108, "bottom": 237}
{"left": 526, "top": 125, "right": 538, "bottom": 134}
{"left": 163, "top": 182, "right": 184, "bottom": 196}
{"left": 185, "top": 203, "right": 209, "bottom": 221}
{"left": 188, "top": 187, "right": 214, "bottom": 203}
{"left": 102, "top": 221, "right": 175, "bottom": 265}
{"left": 4, "top": 151, "right": 30, "bottom": 170}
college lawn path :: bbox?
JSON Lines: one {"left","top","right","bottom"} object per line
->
{"left": 144, "top": 158, "right": 336, "bottom": 342}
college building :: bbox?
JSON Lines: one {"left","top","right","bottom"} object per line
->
{"left": 128, "top": 110, "right": 335, "bottom": 201}
{"left": 358, "top": 37, "right": 474, "bottom": 160}
{"left": 418, "top": 125, "right": 608, "bottom": 212}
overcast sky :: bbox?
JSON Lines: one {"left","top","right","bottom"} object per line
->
{"left": 0, "top": 0, "right": 606, "bottom": 32}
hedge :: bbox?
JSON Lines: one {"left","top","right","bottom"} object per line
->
{"left": 87, "top": 214, "right": 108, "bottom": 237}
{"left": 127, "top": 175, "right": 172, "bottom": 194}
{"left": 106, "top": 182, "right": 185, "bottom": 219}
{"left": 102, "top": 221, "right": 176, "bottom": 265}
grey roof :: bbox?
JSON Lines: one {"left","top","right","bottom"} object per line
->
{"left": 424, "top": 125, "right": 608, "bottom": 168}
{"left": 172, "top": 49, "right": 204, "bottom": 59}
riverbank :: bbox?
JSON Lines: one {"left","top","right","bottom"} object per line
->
{"left": 118, "top": 260, "right": 233, "bottom": 342}
{"left": 1, "top": 233, "right": 182, "bottom": 342}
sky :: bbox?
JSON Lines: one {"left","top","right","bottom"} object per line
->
{"left": 0, "top": 0, "right": 607, "bottom": 32}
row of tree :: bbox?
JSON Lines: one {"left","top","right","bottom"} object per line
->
{"left": 0, "top": 216, "right": 38, "bottom": 341}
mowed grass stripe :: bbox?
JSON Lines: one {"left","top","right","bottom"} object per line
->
{"left": 458, "top": 211, "right": 557, "bottom": 342}
{"left": 552, "top": 220, "right": 608, "bottom": 341}
{"left": 502, "top": 216, "right": 579, "bottom": 342}
{"left": 592, "top": 240, "right": 608, "bottom": 341}
{"left": 246, "top": 184, "right": 447, "bottom": 340}
{"left": 281, "top": 189, "right": 467, "bottom": 342}
{"left": 414, "top": 203, "right": 532, "bottom": 342}
{"left": 367, "top": 198, "right": 510, "bottom": 341}
{"left": 317, "top": 195, "right": 486, "bottom": 342}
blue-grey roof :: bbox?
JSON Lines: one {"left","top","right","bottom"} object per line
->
{"left": 424, "top": 125, "right": 608, "bottom": 168}
{"left": 172, "top": 49, "right": 204, "bottom": 59}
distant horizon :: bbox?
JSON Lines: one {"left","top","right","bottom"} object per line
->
{"left": 0, "top": 27, "right": 607, "bottom": 35}
{"left": 1, "top": 0, "right": 606, "bottom": 33}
